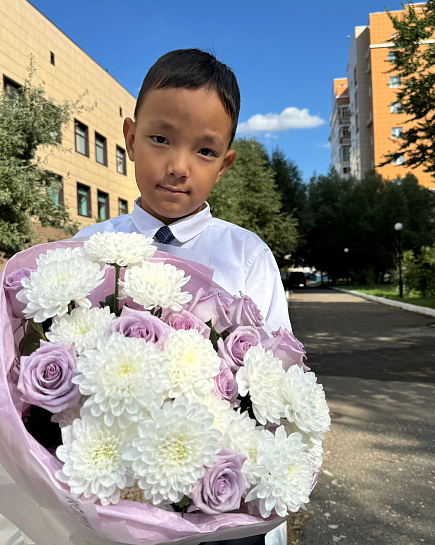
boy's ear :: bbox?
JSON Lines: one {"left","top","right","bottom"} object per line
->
{"left": 215, "top": 150, "right": 236, "bottom": 184}
{"left": 123, "top": 118, "right": 136, "bottom": 161}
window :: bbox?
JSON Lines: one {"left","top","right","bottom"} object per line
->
{"left": 47, "top": 173, "right": 64, "bottom": 205}
{"left": 119, "top": 107, "right": 123, "bottom": 117}
{"left": 341, "top": 146, "right": 350, "bottom": 163}
{"left": 388, "top": 50, "right": 396, "bottom": 62}
{"left": 77, "top": 183, "right": 91, "bottom": 217}
{"left": 95, "top": 132, "right": 107, "bottom": 166}
{"left": 118, "top": 198, "right": 128, "bottom": 216}
{"left": 342, "top": 167, "right": 350, "bottom": 174}
{"left": 391, "top": 127, "right": 403, "bottom": 139}
{"left": 389, "top": 76, "right": 401, "bottom": 88}
{"left": 392, "top": 154, "right": 405, "bottom": 166}
{"left": 50, "top": 52, "right": 55, "bottom": 65}
{"left": 340, "top": 128, "right": 350, "bottom": 139}
{"left": 3, "top": 76, "right": 21, "bottom": 100}
{"left": 75, "top": 120, "right": 89, "bottom": 156}
{"left": 116, "top": 146, "right": 126, "bottom": 175}
{"left": 355, "top": 114, "right": 359, "bottom": 134}
{"left": 97, "top": 190, "right": 110, "bottom": 220}
{"left": 353, "top": 67, "right": 358, "bottom": 87}
{"left": 390, "top": 101, "right": 402, "bottom": 114}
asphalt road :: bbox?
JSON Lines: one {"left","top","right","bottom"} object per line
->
{"left": 287, "top": 287, "right": 435, "bottom": 545}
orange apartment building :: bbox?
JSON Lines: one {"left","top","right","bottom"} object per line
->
{"left": 331, "top": 4, "right": 435, "bottom": 190}
{"left": 0, "top": 0, "right": 139, "bottom": 239}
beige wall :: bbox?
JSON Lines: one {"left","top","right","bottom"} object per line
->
{"left": 0, "top": 0, "right": 140, "bottom": 233}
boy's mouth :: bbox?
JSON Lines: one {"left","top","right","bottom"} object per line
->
{"left": 158, "top": 185, "right": 188, "bottom": 195}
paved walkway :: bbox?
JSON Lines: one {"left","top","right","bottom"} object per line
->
{"left": 288, "top": 288, "right": 435, "bottom": 545}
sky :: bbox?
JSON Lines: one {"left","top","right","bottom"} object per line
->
{"left": 29, "top": 0, "right": 408, "bottom": 182}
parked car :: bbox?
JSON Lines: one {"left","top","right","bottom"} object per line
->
{"left": 287, "top": 272, "right": 306, "bottom": 289}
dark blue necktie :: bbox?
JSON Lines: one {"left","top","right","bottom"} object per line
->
{"left": 154, "top": 225, "right": 175, "bottom": 244}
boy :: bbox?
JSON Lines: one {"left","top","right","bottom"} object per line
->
{"left": 76, "top": 48, "right": 291, "bottom": 333}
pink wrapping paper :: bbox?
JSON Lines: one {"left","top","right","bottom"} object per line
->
{"left": 0, "top": 240, "right": 286, "bottom": 545}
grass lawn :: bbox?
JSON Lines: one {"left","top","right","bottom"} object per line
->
{"left": 346, "top": 284, "right": 435, "bottom": 310}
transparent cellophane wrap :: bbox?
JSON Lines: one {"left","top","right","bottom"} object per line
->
{"left": 0, "top": 240, "right": 287, "bottom": 545}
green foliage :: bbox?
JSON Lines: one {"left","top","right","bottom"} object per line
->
{"left": 383, "top": 1, "right": 435, "bottom": 175}
{"left": 403, "top": 244, "right": 435, "bottom": 297}
{"left": 0, "top": 59, "right": 79, "bottom": 259}
{"left": 208, "top": 138, "right": 298, "bottom": 265}
{"left": 301, "top": 169, "right": 435, "bottom": 283}
{"left": 269, "top": 148, "right": 310, "bottom": 256}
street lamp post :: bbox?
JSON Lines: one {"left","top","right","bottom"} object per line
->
{"left": 394, "top": 222, "right": 403, "bottom": 298}
{"left": 344, "top": 248, "right": 349, "bottom": 286}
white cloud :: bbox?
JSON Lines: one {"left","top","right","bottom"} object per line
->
{"left": 313, "top": 141, "right": 331, "bottom": 149}
{"left": 237, "top": 107, "right": 325, "bottom": 135}
{"left": 265, "top": 132, "right": 279, "bottom": 139}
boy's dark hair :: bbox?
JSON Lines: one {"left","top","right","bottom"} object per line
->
{"left": 134, "top": 49, "right": 240, "bottom": 146}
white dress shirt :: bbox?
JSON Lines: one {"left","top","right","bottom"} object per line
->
{"left": 75, "top": 200, "right": 291, "bottom": 332}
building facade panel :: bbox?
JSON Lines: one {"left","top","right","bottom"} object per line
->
{"left": 0, "top": 0, "right": 140, "bottom": 233}
{"left": 331, "top": 5, "right": 434, "bottom": 189}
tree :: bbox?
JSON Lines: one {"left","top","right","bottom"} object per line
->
{"left": 269, "top": 148, "right": 310, "bottom": 259}
{"left": 383, "top": 1, "right": 435, "bottom": 176}
{"left": 0, "top": 60, "right": 78, "bottom": 259}
{"left": 208, "top": 138, "right": 298, "bottom": 266}
{"left": 298, "top": 169, "right": 435, "bottom": 284}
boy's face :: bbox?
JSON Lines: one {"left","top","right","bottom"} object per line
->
{"left": 123, "top": 87, "right": 236, "bottom": 225}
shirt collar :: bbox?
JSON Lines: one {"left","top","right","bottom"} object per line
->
{"left": 131, "top": 198, "right": 212, "bottom": 243}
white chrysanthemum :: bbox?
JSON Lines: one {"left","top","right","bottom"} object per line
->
{"left": 199, "top": 392, "right": 236, "bottom": 435}
{"left": 223, "top": 410, "right": 265, "bottom": 488}
{"left": 282, "top": 365, "right": 330, "bottom": 436}
{"left": 245, "top": 426, "right": 312, "bottom": 517}
{"left": 282, "top": 421, "right": 324, "bottom": 474}
{"left": 236, "top": 344, "right": 286, "bottom": 425}
{"left": 74, "top": 333, "right": 172, "bottom": 428}
{"left": 46, "top": 306, "right": 115, "bottom": 354}
{"left": 84, "top": 232, "right": 156, "bottom": 267}
{"left": 56, "top": 414, "right": 134, "bottom": 506}
{"left": 163, "top": 329, "right": 221, "bottom": 398}
{"left": 123, "top": 396, "right": 221, "bottom": 504}
{"left": 16, "top": 247, "right": 105, "bottom": 322}
{"left": 119, "top": 261, "right": 192, "bottom": 311}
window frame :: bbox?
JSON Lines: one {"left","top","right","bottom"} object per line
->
{"left": 116, "top": 145, "right": 127, "bottom": 175}
{"left": 392, "top": 154, "right": 405, "bottom": 166}
{"left": 95, "top": 132, "right": 108, "bottom": 166}
{"left": 3, "top": 75, "right": 21, "bottom": 101}
{"left": 389, "top": 76, "right": 402, "bottom": 88}
{"left": 97, "top": 190, "right": 110, "bottom": 221}
{"left": 47, "top": 173, "right": 64, "bottom": 206}
{"left": 391, "top": 127, "right": 403, "bottom": 139}
{"left": 77, "top": 182, "right": 92, "bottom": 217}
{"left": 118, "top": 198, "right": 128, "bottom": 216}
{"left": 74, "top": 119, "right": 89, "bottom": 157}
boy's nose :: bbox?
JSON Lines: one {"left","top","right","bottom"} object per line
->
{"left": 167, "top": 152, "right": 189, "bottom": 179}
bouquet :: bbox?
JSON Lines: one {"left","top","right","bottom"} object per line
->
{"left": 0, "top": 233, "right": 330, "bottom": 545}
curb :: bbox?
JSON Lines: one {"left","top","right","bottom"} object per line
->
{"left": 332, "top": 287, "right": 435, "bottom": 318}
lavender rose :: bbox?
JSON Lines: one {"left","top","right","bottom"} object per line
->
{"left": 214, "top": 360, "right": 238, "bottom": 404}
{"left": 217, "top": 326, "right": 262, "bottom": 372}
{"left": 188, "top": 448, "right": 247, "bottom": 514}
{"left": 4, "top": 268, "right": 33, "bottom": 318}
{"left": 18, "top": 341, "right": 80, "bottom": 412}
{"left": 187, "top": 288, "right": 233, "bottom": 333}
{"left": 163, "top": 308, "right": 210, "bottom": 339}
{"left": 262, "top": 327, "right": 309, "bottom": 371}
{"left": 110, "top": 306, "right": 170, "bottom": 349}
{"left": 227, "top": 293, "right": 263, "bottom": 332}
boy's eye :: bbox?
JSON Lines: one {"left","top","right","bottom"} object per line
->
{"left": 152, "top": 136, "right": 168, "bottom": 144}
{"left": 198, "top": 148, "right": 216, "bottom": 157}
